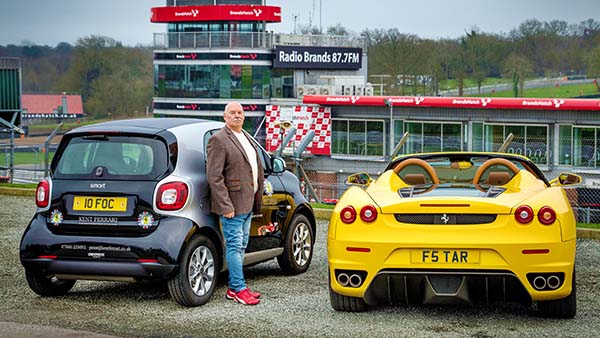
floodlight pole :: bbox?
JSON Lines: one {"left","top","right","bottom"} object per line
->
{"left": 384, "top": 98, "right": 394, "bottom": 157}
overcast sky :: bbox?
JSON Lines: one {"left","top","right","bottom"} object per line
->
{"left": 0, "top": 0, "right": 598, "bottom": 46}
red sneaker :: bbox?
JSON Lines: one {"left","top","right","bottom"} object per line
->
{"left": 231, "top": 288, "right": 260, "bottom": 305}
{"left": 226, "top": 288, "right": 261, "bottom": 300}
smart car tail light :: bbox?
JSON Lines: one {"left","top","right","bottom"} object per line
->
{"left": 515, "top": 205, "right": 534, "bottom": 224}
{"left": 35, "top": 180, "right": 50, "bottom": 208}
{"left": 360, "top": 205, "right": 378, "bottom": 222}
{"left": 340, "top": 206, "right": 357, "bottom": 224}
{"left": 538, "top": 206, "right": 556, "bottom": 225}
{"left": 156, "top": 181, "right": 189, "bottom": 210}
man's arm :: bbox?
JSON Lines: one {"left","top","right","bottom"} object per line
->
{"left": 206, "top": 136, "right": 235, "bottom": 216}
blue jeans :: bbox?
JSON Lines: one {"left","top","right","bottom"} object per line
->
{"left": 220, "top": 212, "right": 252, "bottom": 292}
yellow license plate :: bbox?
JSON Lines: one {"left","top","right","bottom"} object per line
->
{"left": 411, "top": 249, "right": 480, "bottom": 264}
{"left": 73, "top": 196, "right": 127, "bottom": 212}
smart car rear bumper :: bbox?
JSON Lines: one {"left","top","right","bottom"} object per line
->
{"left": 20, "top": 257, "right": 176, "bottom": 279}
{"left": 20, "top": 214, "right": 196, "bottom": 279}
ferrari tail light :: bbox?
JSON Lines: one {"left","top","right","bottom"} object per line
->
{"left": 538, "top": 206, "right": 556, "bottom": 225}
{"left": 36, "top": 180, "right": 50, "bottom": 208}
{"left": 340, "top": 206, "right": 357, "bottom": 224}
{"left": 360, "top": 205, "right": 378, "bottom": 222}
{"left": 156, "top": 181, "right": 189, "bottom": 210}
{"left": 515, "top": 205, "right": 534, "bottom": 224}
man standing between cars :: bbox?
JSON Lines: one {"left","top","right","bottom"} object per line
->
{"left": 207, "top": 102, "right": 264, "bottom": 305}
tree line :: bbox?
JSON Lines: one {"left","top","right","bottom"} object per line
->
{"left": 319, "top": 18, "right": 600, "bottom": 96}
{"left": 0, "top": 36, "right": 153, "bottom": 119}
{"left": 1, "top": 18, "right": 600, "bottom": 119}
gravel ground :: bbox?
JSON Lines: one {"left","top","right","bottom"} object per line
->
{"left": 1, "top": 194, "right": 599, "bottom": 338}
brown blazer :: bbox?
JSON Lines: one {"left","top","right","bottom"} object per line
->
{"left": 206, "top": 126, "right": 264, "bottom": 216}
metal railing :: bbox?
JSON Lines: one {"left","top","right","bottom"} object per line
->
{"left": 153, "top": 31, "right": 364, "bottom": 49}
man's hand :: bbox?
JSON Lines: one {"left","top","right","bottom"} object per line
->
{"left": 224, "top": 211, "right": 235, "bottom": 218}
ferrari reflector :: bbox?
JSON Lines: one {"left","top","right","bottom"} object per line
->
{"left": 411, "top": 249, "right": 480, "bottom": 264}
{"left": 346, "top": 247, "right": 371, "bottom": 253}
{"left": 420, "top": 203, "right": 470, "bottom": 207}
{"left": 73, "top": 196, "right": 127, "bottom": 212}
{"left": 522, "top": 249, "right": 550, "bottom": 254}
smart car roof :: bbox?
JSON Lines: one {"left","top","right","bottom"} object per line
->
{"left": 66, "top": 118, "right": 224, "bottom": 136}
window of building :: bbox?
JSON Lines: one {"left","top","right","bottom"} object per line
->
{"left": 483, "top": 123, "right": 549, "bottom": 165}
{"left": 471, "top": 122, "right": 484, "bottom": 151}
{"left": 404, "top": 121, "right": 463, "bottom": 154}
{"left": 271, "top": 69, "right": 294, "bottom": 98}
{"left": 573, "top": 126, "right": 598, "bottom": 167}
{"left": 155, "top": 64, "right": 272, "bottom": 99}
{"left": 558, "top": 125, "right": 572, "bottom": 165}
{"left": 332, "top": 119, "right": 384, "bottom": 157}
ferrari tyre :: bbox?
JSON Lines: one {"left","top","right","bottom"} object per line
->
{"left": 537, "top": 270, "right": 577, "bottom": 318}
{"left": 277, "top": 214, "right": 314, "bottom": 275}
{"left": 168, "top": 235, "right": 219, "bottom": 307}
{"left": 25, "top": 269, "right": 76, "bottom": 296}
{"left": 329, "top": 283, "right": 367, "bottom": 312}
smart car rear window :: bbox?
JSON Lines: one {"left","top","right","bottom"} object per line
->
{"left": 53, "top": 135, "right": 169, "bottom": 180}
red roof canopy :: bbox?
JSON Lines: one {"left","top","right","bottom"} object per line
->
{"left": 151, "top": 5, "right": 281, "bottom": 23}
{"left": 22, "top": 94, "right": 83, "bottom": 116}
{"left": 303, "top": 95, "right": 600, "bottom": 111}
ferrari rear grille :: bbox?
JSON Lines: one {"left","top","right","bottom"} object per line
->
{"left": 394, "top": 213, "right": 497, "bottom": 225}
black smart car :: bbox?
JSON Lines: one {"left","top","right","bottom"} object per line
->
{"left": 20, "top": 118, "right": 316, "bottom": 306}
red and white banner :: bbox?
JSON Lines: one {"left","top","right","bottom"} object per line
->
{"left": 265, "top": 105, "right": 331, "bottom": 156}
{"left": 303, "top": 95, "right": 600, "bottom": 111}
{"left": 151, "top": 5, "right": 281, "bottom": 23}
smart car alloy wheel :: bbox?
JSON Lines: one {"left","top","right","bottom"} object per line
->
{"left": 188, "top": 245, "right": 216, "bottom": 297}
{"left": 292, "top": 221, "right": 312, "bottom": 267}
{"left": 168, "top": 236, "right": 220, "bottom": 307}
{"left": 278, "top": 214, "right": 314, "bottom": 275}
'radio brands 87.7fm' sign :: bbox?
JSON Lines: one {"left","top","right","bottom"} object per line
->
{"left": 273, "top": 46, "right": 362, "bottom": 70}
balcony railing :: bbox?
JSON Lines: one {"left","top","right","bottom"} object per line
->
{"left": 153, "top": 32, "right": 364, "bottom": 49}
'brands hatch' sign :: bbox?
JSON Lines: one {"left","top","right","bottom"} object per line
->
{"left": 273, "top": 46, "right": 362, "bottom": 70}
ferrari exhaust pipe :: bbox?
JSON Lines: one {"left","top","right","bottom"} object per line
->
{"left": 547, "top": 275, "right": 561, "bottom": 289}
{"left": 349, "top": 274, "right": 363, "bottom": 288}
{"left": 337, "top": 273, "right": 350, "bottom": 287}
{"left": 533, "top": 276, "right": 547, "bottom": 290}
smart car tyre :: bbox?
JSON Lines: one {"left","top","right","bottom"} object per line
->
{"left": 537, "top": 270, "right": 577, "bottom": 318}
{"left": 277, "top": 214, "right": 313, "bottom": 275}
{"left": 25, "top": 269, "right": 76, "bottom": 296}
{"left": 329, "top": 283, "right": 367, "bottom": 312}
{"left": 168, "top": 235, "right": 219, "bottom": 307}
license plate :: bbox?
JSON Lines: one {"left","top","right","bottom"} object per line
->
{"left": 411, "top": 249, "right": 480, "bottom": 264}
{"left": 73, "top": 196, "right": 127, "bottom": 212}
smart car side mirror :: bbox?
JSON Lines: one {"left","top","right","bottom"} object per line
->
{"left": 272, "top": 157, "right": 286, "bottom": 174}
{"left": 346, "top": 172, "right": 372, "bottom": 186}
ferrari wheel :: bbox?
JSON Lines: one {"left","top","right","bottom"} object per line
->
{"left": 277, "top": 214, "right": 313, "bottom": 275}
{"left": 329, "top": 283, "right": 367, "bottom": 312}
{"left": 537, "top": 270, "right": 576, "bottom": 318}
{"left": 25, "top": 269, "right": 76, "bottom": 296}
{"left": 168, "top": 235, "right": 219, "bottom": 307}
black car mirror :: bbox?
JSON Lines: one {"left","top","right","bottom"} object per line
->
{"left": 272, "top": 157, "right": 286, "bottom": 174}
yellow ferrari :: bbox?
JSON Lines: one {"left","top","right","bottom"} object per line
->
{"left": 328, "top": 152, "right": 580, "bottom": 318}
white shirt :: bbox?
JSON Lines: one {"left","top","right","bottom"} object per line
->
{"left": 233, "top": 130, "right": 259, "bottom": 194}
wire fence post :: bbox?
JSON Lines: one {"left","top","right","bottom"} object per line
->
{"left": 44, "top": 122, "right": 63, "bottom": 178}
